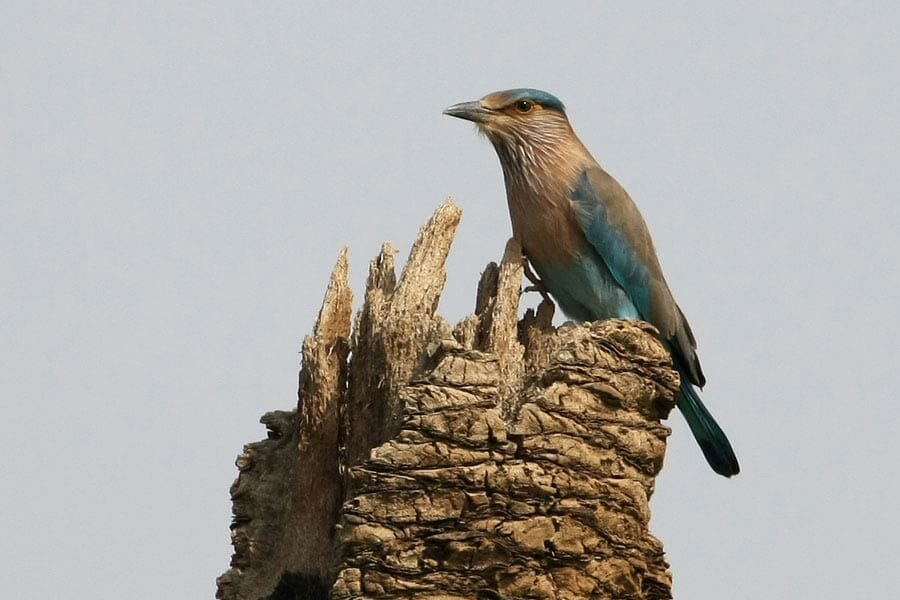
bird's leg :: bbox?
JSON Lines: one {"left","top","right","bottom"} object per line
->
{"left": 522, "top": 258, "right": 553, "bottom": 305}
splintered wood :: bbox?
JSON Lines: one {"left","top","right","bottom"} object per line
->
{"left": 218, "top": 200, "right": 679, "bottom": 600}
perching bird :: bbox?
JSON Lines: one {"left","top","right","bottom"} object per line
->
{"left": 445, "top": 88, "right": 739, "bottom": 477}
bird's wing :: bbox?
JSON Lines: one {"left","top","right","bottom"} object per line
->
{"left": 568, "top": 165, "right": 705, "bottom": 386}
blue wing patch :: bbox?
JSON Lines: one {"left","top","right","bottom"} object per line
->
{"left": 568, "top": 170, "right": 653, "bottom": 319}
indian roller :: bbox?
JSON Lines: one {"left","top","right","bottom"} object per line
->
{"left": 444, "top": 88, "right": 739, "bottom": 477}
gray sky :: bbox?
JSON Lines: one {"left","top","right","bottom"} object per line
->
{"left": 2, "top": 3, "right": 898, "bottom": 599}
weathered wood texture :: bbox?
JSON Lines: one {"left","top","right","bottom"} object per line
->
{"left": 217, "top": 200, "right": 678, "bottom": 600}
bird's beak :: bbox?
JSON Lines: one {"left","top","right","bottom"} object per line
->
{"left": 443, "top": 100, "right": 492, "bottom": 123}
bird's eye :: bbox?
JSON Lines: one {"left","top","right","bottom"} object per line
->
{"left": 515, "top": 100, "right": 534, "bottom": 113}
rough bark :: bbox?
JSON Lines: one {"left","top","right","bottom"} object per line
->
{"left": 217, "top": 200, "right": 678, "bottom": 600}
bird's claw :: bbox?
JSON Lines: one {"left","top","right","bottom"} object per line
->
{"left": 521, "top": 260, "right": 554, "bottom": 305}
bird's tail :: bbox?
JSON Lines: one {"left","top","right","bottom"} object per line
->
{"left": 677, "top": 377, "right": 740, "bottom": 477}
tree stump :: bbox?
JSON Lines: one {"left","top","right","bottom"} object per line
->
{"left": 217, "top": 200, "right": 678, "bottom": 600}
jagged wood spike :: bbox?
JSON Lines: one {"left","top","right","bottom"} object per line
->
{"left": 343, "top": 242, "right": 398, "bottom": 473}
{"left": 484, "top": 238, "right": 526, "bottom": 414}
{"left": 300, "top": 246, "right": 352, "bottom": 443}
{"left": 293, "top": 247, "right": 352, "bottom": 579}
{"left": 217, "top": 248, "right": 352, "bottom": 600}
{"left": 390, "top": 199, "right": 462, "bottom": 319}
{"left": 344, "top": 200, "right": 462, "bottom": 469}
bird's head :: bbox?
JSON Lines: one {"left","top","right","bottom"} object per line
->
{"left": 444, "top": 88, "right": 572, "bottom": 150}
{"left": 444, "top": 89, "right": 578, "bottom": 177}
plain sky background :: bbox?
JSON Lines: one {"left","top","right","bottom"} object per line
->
{"left": 3, "top": 3, "right": 898, "bottom": 599}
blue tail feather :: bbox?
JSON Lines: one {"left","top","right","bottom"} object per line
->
{"left": 677, "top": 377, "right": 740, "bottom": 477}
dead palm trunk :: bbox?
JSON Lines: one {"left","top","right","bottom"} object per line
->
{"left": 216, "top": 201, "right": 677, "bottom": 600}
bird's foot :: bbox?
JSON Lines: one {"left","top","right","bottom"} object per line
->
{"left": 522, "top": 259, "right": 553, "bottom": 305}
